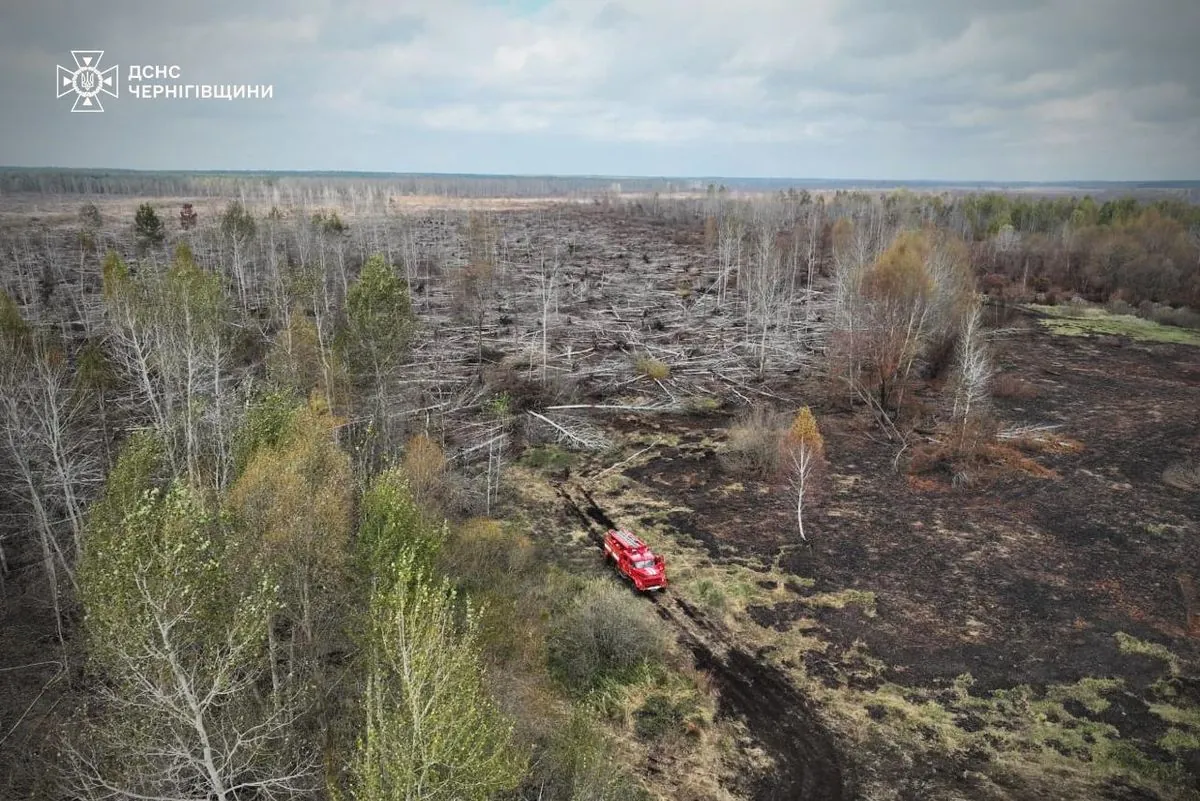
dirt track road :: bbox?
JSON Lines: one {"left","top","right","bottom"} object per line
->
{"left": 557, "top": 483, "right": 846, "bottom": 801}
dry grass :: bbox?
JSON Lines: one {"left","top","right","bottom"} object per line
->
{"left": 1163, "top": 459, "right": 1200, "bottom": 492}
{"left": 723, "top": 407, "right": 790, "bottom": 478}
{"left": 1003, "top": 431, "right": 1086, "bottom": 455}
{"left": 908, "top": 439, "right": 1059, "bottom": 484}
{"left": 992, "top": 373, "right": 1040, "bottom": 399}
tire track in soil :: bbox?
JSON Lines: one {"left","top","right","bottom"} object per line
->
{"left": 556, "top": 482, "right": 845, "bottom": 801}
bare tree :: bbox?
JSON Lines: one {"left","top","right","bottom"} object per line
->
{"left": 716, "top": 211, "right": 742, "bottom": 308}
{"left": 952, "top": 304, "right": 994, "bottom": 450}
{"left": 534, "top": 251, "right": 561, "bottom": 383}
{"left": 0, "top": 300, "right": 100, "bottom": 644}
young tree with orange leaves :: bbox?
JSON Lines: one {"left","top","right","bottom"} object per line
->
{"left": 780, "top": 407, "right": 825, "bottom": 541}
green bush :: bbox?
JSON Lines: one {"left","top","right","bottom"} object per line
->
{"left": 521, "top": 445, "right": 576, "bottom": 472}
{"left": 635, "top": 357, "right": 670, "bottom": 380}
{"left": 133, "top": 202, "right": 165, "bottom": 252}
{"left": 694, "top": 578, "right": 728, "bottom": 612}
{"left": 548, "top": 581, "right": 667, "bottom": 693}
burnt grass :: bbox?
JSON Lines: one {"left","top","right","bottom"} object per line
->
{"left": 622, "top": 321, "right": 1200, "bottom": 793}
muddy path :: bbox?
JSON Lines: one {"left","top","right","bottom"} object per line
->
{"left": 555, "top": 482, "right": 846, "bottom": 801}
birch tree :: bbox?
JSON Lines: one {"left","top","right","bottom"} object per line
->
{"left": 101, "top": 246, "right": 238, "bottom": 489}
{"left": 350, "top": 548, "right": 525, "bottom": 801}
{"left": 227, "top": 401, "right": 354, "bottom": 680}
{"left": 534, "top": 252, "right": 561, "bottom": 383}
{"left": 72, "top": 475, "right": 314, "bottom": 801}
{"left": 781, "top": 407, "right": 825, "bottom": 542}
{"left": 716, "top": 211, "right": 742, "bottom": 308}
{"left": 0, "top": 292, "right": 100, "bottom": 642}
{"left": 220, "top": 200, "right": 258, "bottom": 309}
{"left": 952, "top": 305, "right": 994, "bottom": 451}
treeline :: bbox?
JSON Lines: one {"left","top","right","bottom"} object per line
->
{"left": 0, "top": 169, "right": 665, "bottom": 199}
{"left": 613, "top": 188, "right": 1200, "bottom": 311}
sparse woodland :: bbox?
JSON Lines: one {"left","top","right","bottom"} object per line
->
{"left": 1, "top": 175, "right": 1198, "bottom": 800}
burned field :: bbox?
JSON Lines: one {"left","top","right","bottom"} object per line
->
{"left": 562, "top": 321, "right": 1200, "bottom": 800}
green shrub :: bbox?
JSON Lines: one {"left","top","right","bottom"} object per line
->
{"left": 521, "top": 445, "right": 576, "bottom": 472}
{"left": 548, "top": 581, "right": 667, "bottom": 693}
{"left": 133, "top": 202, "right": 165, "bottom": 252}
{"left": 694, "top": 578, "right": 728, "bottom": 612}
{"left": 521, "top": 712, "right": 651, "bottom": 801}
{"left": 635, "top": 357, "right": 670, "bottom": 380}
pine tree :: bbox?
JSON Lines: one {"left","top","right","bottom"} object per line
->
{"left": 133, "top": 202, "right": 165, "bottom": 253}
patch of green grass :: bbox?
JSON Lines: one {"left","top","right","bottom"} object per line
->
{"left": 634, "top": 357, "right": 671, "bottom": 380}
{"left": 1044, "top": 677, "right": 1123, "bottom": 715}
{"left": 1160, "top": 728, "right": 1200, "bottom": 753}
{"left": 862, "top": 682, "right": 967, "bottom": 746}
{"left": 633, "top": 694, "right": 690, "bottom": 741}
{"left": 1144, "top": 522, "right": 1178, "bottom": 537}
{"left": 1149, "top": 702, "right": 1200, "bottom": 730}
{"left": 1025, "top": 304, "right": 1200, "bottom": 346}
{"left": 685, "top": 395, "right": 724, "bottom": 413}
{"left": 831, "top": 672, "right": 1200, "bottom": 799}
{"left": 803, "top": 589, "right": 877, "bottom": 616}
{"left": 521, "top": 444, "right": 577, "bottom": 472}
{"left": 693, "top": 578, "right": 728, "bottom": 612}
{"left": 1114, "top": 632, "right": 1182, "bottom": 675}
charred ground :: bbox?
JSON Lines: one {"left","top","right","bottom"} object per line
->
{"left": 554, "top": 314, "right": 1200, "bottom": 799}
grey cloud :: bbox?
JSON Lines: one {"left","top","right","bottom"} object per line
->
{"left": 1, "top": 0, "right": 1197, "bottom": 180}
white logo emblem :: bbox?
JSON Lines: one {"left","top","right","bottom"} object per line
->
{"left": 57, "top": 51, "right": 118, "bottom": 112}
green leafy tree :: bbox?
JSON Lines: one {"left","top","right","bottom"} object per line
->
{"left": 357, "top": 467, "right": 445, "bottom": 583}
{"left": 338, "top": 254, "right": 416, "bottom": 391}
{"left": 266, "top": 310, "right": 348, "bottom": 412}
{"left": 227, "top": 401, "right": 354, "bottom": 682}
{"left": 220, "top": 200, "right": 257, "bottom": 241}
{"left": 337, "top": 254, "right": 417, "bottom": 471}
{"left": 73, "top": 476, "right": 313, "bottom": 800}
{"left": 349, "top": 547, "right": 525, "bottom": 801}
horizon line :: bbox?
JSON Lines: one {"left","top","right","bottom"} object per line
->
{"left": 2, "top": 165, "right": 1198, "bottom": 187}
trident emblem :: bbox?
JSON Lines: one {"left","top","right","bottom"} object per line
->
{"left": 57, "top": 51, "right": 118, "bottom": 112}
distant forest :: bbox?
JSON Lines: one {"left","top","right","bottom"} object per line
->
{"left": 2, "top": 167, "right": 1199, "bottom": 200}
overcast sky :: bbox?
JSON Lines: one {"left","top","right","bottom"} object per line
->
{"left": 1, "top": 0, "right": 1197, "bottom": 181}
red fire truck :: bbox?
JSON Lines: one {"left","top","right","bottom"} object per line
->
{"left": 603, "top": 528, "right": 668, "bottom": 592}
